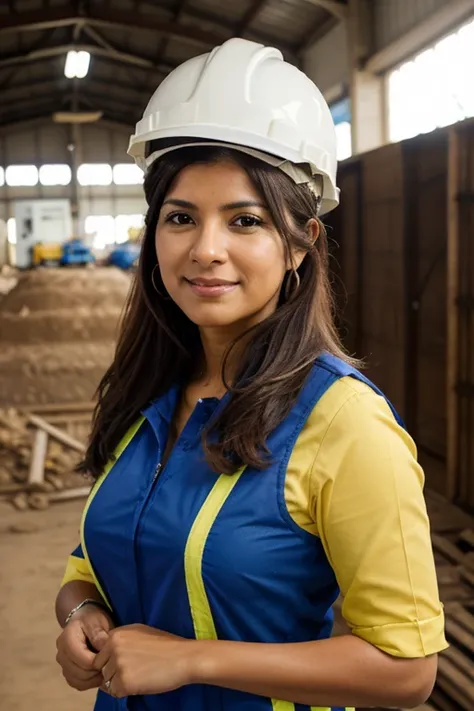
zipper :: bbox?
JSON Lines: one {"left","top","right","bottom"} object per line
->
{"left": 152, "top": 462, "right": 162, "bottom": 485}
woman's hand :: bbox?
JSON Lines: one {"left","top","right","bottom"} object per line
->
{"left": 93, "top": 624, "right": 195, "bottom": 698}
{"left": 56, "top": 605, "right": 115, "bottom": 691}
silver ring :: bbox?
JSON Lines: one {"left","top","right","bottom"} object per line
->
{"left": 105, "top": 680, "right": 111, "bottom": 691}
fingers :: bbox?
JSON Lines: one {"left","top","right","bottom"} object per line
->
{"left": 63, "top": 670, "right": 104, "bottom": 692}
{"left": 82, "top": 619, "right": 110, "bottom": 652}
{"left": 59, "top": 621, "right": 96, "bottom": 669}
{"left": 101, "top": 675, "right": 126, "bottom": 700}
{"left": 93, "top": 640, "right": 112, "bottom": 673}
{"left": 101, "top": 660, "right": 115, "bottom": 684}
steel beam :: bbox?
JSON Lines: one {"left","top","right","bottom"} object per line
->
{"left": 298, "top": 16, "right": 339, "bottom": 52}
{"left": 234, "top": 0, "right": 269, "bottom": 36}
{"left": 302, "top": 0, "right": 348, "bottom": 20}
{"left": 0, "top": 43, "right": 175, "bottom": 73}
{"left": 0, "top": 6, "right": 225, "bottom": 48}
{"left": 0, "top": 75, "right": 146, "bottom": 100}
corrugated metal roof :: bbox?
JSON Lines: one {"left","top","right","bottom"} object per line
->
{"left": 0, "top": 0, "right": 342, "bottom": 128}
{"left": 374, "top": 0, "right": 453, "bottom": 51}
{"left": 251, "top": 0, "right": 328, "bottom": 45}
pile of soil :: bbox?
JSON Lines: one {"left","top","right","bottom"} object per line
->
{"left": 0, "top": 267, "right": 131, "bottom": 406}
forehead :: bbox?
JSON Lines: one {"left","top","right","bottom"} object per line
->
{"left": 166, "top": 159, "right": 261, "bottom": 203}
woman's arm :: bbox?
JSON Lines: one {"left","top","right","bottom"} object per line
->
{"left": 55, "top": 579, "right": 109, "bottom": 627}
{"left": 192, "top": 634, "right": 437, "bottom": 709}
{"left": 92, "top": 624, "right": 436, "bottom": 707}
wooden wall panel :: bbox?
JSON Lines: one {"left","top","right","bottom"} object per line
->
{"left": 326, "top": 162, "right": 362, "bottom": 356}
{"left": 360, "top": 143, "right": 406, "bottom": 416}
{"left": 403, "top": 132, "right": 448, "bottom": 495}
{"left": 454, "top": 125, "right": 474, "bottom": 509}
{"left": 323, "top": 121, "right": 474, "bottom": 507}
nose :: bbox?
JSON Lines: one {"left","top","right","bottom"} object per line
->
{"left": 189, "top": 220, "right": 227, "bottom": 267}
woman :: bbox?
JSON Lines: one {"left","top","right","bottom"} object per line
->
{"left": 55, "top": 38, "right": 447, "bottom": 711}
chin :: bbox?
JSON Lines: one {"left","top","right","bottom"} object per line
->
{"left": 181, "top": 304, "right": 248, "bottom": 329}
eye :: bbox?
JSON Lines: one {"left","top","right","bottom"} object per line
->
{"left": 165, "top": 212, "right": 195, "bottom": 226}
{"left": 232, "top": 215, "right": 264, "bottom": 228}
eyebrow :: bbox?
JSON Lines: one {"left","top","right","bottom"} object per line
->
{"left": 162, "top": 198, "right": 267, "bottom": 212}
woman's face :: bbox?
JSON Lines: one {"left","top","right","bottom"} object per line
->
{"left": 155, "top": 159, "right": 291, "bottom": 331}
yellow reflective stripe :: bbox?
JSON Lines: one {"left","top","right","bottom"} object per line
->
{"left": 272, "top": 702, "right": 353, "bottom": 711}
{"left": 183, "top": 468, "right": 352, "bottom": 711}
{"left": 184, "top": 468, "right": 245, "bottom": 640}
{"left": 80, "top": 415, "right": 146, "bottom": 610}
{"left": 272, "top": 701, "right": 293, "bottom": 711}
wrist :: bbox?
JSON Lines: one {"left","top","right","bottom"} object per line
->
{"left": 187, "top": 640, "right": 220, "bottom": 686}
{"left": 64, "top": 598, "right": 112, "bottom": 627}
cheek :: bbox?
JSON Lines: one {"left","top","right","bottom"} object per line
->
{"left": 238, "top": 236, "right": 286, "bottom": 285}
{"left": 155, "top": 232, "right": 182, "bottom": 277}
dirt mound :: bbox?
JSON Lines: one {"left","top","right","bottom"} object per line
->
{"left": 0, "top": 267, "right": 131, "bottom": 406}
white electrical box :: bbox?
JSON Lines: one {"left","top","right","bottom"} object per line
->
{"left": 13, "top": 199, "right": 73, "bottom": 269}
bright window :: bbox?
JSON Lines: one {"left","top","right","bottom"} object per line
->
{"left": 85, "top": 215, "right": 115, "bottom": 248}
{"left": 0, "top": 167, "right": 4, "bottom": 187}
{"left": 115, "top": 214, "right": 144, "bottom": 243}
{"left": 335, "top": 121, "right": 352, "bottom": 161}
{"left": 113, "top": 163, "right": 144, "bottom": 185}
{"left": 7, "top": 217, "right": 16, "bottom": 244}
{"left": 388, "top": 17, "right": 474, "bottom": 142}
{"left": 77, "top": 163, "right": 113, "bottom": 186}
{"left": 39, "top": 164, "right": 72, "bottom": 186}
{"left": 5, "top": 165, "right": 38, "bottom": 187}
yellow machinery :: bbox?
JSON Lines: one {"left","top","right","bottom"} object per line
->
{"left": 32, "top": 242, "right": 63, "bottom": 266}
{"left": 127, "top": 226, "right": 142, "bottom": 242}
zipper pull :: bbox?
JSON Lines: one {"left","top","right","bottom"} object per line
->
{"left": 152, "top": 462, "right": 162, "bottom": 484}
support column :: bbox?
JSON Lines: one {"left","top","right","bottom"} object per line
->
{"left": 347, "top": 0, "right": 387, "bottom": 155}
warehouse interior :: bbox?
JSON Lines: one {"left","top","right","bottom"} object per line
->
{"left": 0, "top": 1, "right": 474, "bottom": 710}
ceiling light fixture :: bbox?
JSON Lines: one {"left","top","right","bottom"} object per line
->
{"left": 64, "top": 50, "right": 91, "bottom": 79}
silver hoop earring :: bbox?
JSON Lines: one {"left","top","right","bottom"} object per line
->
{"left": 151, "top": 264, "right": 171, "bottom": 300}
{"left": 285, "top": 269, "right": 300, "bottom": 300}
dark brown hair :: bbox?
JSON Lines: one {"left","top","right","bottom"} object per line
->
{"left": 79, "top": 146, "right": 356, "bottom": 478}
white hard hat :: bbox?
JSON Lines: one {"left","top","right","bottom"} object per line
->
{"left": 128, "top": 37, "right": 339, "bottom": 215}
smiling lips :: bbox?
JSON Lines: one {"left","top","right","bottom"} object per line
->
{"left": 185, "top": 277, "right": 239, "bottom": 297}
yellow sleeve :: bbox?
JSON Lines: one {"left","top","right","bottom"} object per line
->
{"left": 311, "top": 379, "right": 447, "bottom": 658}
{"left": 61, "top": 543, "right": 95, "bottom": 588}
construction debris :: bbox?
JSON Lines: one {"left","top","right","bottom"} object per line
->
{"left": 0, "top": 402, "right": 94, "bottom": 510}
{"left": 424, "top": 490, "right": 474, "bottom": 711}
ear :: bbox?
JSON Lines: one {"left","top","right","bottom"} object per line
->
{"left": 289, "top": 219, "right": 321, "bottom": 270}
{"left": 307, "top": 218, "right": 320, "bottom": 245}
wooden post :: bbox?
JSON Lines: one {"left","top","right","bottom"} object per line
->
{"left": 446, "top": 128, "right": 460, "bottom": 502}
{"left": 28, "top": 429, "right": 48, "bottom": 487}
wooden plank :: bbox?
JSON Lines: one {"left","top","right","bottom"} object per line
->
{"left": 460, "top": 566, "right": 474, "bottom": 587}
{"left": 48, "top": 486, "right": 91, "bottom": 502}
{"left": 430, "top": 687, "right": 460, "bottom": 711}
{"left": 20, "top": 401, "right": 95, "bottom": 415}
{"left": 431, "top": 533, "right": 465, "bottom": 564}
{"left": 445, "top": 617, "right": 474, "bottom": 653}
{"left": 27, "top": 429, "right": 48, "bottom": 487}
{"left": 443, "top": 645, "right": 474, "bottom": 680}
{"left": 27, "top": 414, "right": 85, "bottom": 454}
{"left": 436, "top": 566, "right": 461, "bottom": 585}
{"left": 446, "top": 128, "right": 460, "bottom": 502}
{"left": 0, "top": 483, "right": 25, "bottom": 496}
{"left": 449, "top": 603, "right": 474, "bottom": 632}
{"left": 41, "top": 413, "right": 92, "bottom": 425}
{"left": 463, "top": 552, "right": 474, "bottom": 570}
{"left": 437, "top": 656, "right": 474, "bottom": 709}
{"left": 460, "top": 529, "right": 474, "bottom": 548}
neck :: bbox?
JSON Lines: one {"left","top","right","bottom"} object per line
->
{"left": 195, "top": 302, "right": 280, "bottom": 392}
{"left": 197, "top": 326, "right": 243, "bottom": 389}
